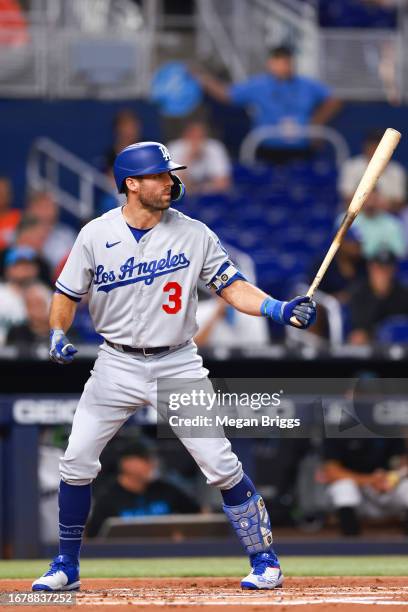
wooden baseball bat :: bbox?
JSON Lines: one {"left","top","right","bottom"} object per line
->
{"left": 290, "top": 127, "right": 402, "bottom": 327}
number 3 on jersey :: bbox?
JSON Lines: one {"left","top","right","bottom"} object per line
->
{"left": 162, "top": 282, "right": 182, "bottom": 314}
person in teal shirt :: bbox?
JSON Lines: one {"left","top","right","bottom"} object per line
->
{"left": 198, "top": 46, "right": 341, "bottom": 163}
{"left": 337, "top": 195, "right": 406, "bottom": 259}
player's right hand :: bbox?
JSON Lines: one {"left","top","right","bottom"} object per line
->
{"left": 49, "top": 329, "right": 78, "bottom": 365}
{"left": 282, "top": 296, "right": 317, "bottom": 329}
{"left": 261, "top": 295, "right": 316, "bottom": 329}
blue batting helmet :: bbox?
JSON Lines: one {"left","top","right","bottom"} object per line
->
{"left": 113, "top": 141, "right": 187, "bottom": 194}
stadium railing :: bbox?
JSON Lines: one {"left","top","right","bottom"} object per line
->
{"left": 239, "top": 125, "right": 349, "bottom": 168}
{"left": 0, "top": 1, "right": 406, "bottom": 101}
{"left": 27, "top": 137, "right": 119, "bottom": 221}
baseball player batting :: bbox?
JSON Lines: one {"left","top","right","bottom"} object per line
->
{"left": 32, "top": 141, "right": 316, "bottom": 592}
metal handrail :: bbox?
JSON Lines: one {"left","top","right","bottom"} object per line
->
{"left": 239, "top": 125, "right": 350, "bottom": 168}
{"left": 247, "top": 0, "right": 320, "bottom": 77}
{"left": 254, "top": 0, "right": 316, "bottom": 30}
{"left": 196, "top": 0, "right": 248, "bottom": 80}
{"left": 27, "top": 137, "right": 118, "bottom": 221}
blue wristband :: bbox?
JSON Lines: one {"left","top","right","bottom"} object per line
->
{"left": 260, "top": 297, "right": 285, "bottom": 324}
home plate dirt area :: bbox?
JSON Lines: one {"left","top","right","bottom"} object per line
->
{"left": 2, "top": 577, "right": 408, "bottom": 611}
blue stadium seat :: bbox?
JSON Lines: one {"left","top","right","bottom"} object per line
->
{"left": 319, "top": 0, "right": 397, "bottom": 28}
{"left": 194, "top": 193, "right": 231, "bottom": 208}
{"left": 198, "top": 207, "right": 226, "bottom": 226}
{"left": 236, "top": 202, "right": 265, "bottom": 221}
{"left": 263, "top": 208, "right": 289, "bottom": 231}
{"left": 233, "top": 163, "right": 272, "bottom": 186}
{"left": 191, "top": 159, "right": 339, "bottom": 291}
{"left": 397, "top": 259, "right": 408, "bottom": 285}
{"left": 375, "top": 316, "right": 408, "bottom": 344}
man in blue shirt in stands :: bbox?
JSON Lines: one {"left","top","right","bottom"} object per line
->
{"left": 198, "top": 46, "right": 341, "bottom": 164}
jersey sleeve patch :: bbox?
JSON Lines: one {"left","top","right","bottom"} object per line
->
{"left": 207, "top": 261, "right": 246, "bottom": 295}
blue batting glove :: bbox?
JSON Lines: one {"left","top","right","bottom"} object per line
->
{"left": 49, "top": 329, "right": 78, "bottom": 364}
{"left": 261, "top": 295, "right": 317, "bottom": 329}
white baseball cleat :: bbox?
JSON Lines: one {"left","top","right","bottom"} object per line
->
{"left": 32, "top": 555, "right": 80, "bottom": 591}
{"left": 241, "top": 552, "right": 284, "bottom": 590}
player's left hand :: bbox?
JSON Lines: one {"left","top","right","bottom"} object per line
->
{"left": 49, "top": 329, "right": 78, "bottom": 364}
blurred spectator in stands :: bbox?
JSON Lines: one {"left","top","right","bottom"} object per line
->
{"left": 0, "top": 246, "right": 40, "bottom": 345}
{"left": 339, "top": 130, "right": 406, "bottom": 212}
{"left": 87, "top": 439, "right": 200, "bottom": 537}
{"left": 195, "top": 290, "right": 269, "bottom": 348}
{"left": 309, "top": 234, "right": 365, "bottom": 339}
{"left": 0, "top": 177, "right": 21, "bottom": 250}
{"left": 321, "top": 436, "right": 408, "bottom": 535}
{"left": 0, "top": 215, "right": 52, "bottom": 286}
{"left": 104, "top": 108, "right": 141, "bottom": 170}
{"left": 336, "top": 192, "right": 406, "bottom": 260}
{"left": 6, "top": 282, "right": 52, "bottom": 351}
{"left": 197, "top": 46, "right": 341, "bottom": 164}
{"left": 348, "top": 249, "right": 408, "bottom": 345}
{"left": 167, "top": 120, "right": 231, "bottom": 194}
{"left": 0, "top": 0, "right": 29, "bottom": 47}
{"left": 26, "top": 191, "right": 76, "bottom": 273}
{"left": 312, "top": 234, "right": 364, "bottom": 304}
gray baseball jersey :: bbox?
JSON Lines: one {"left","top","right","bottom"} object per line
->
{"left": 56, "top": 207, "right": 234, "bottom": 346}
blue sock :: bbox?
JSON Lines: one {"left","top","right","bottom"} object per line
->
{"left": 59, "top": 481, "right": 91, "bottom": 562}
{"left": 221, "top": 473, "right": 256, "bottom": 506}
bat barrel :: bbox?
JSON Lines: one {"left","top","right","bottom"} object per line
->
{"left": 290, "top": 128, "right": 402, "bottom": 326}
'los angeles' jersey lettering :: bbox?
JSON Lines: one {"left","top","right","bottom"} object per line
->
{"left": 94, "top": 249, "right": 190, "bottom": 293}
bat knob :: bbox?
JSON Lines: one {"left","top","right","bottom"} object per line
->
{"left": 289, "top": 315, "right": 303, "bottom": 328}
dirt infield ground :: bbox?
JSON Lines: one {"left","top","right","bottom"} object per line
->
{"left": 1, "top": 577, "right": 408, "bottom": 611}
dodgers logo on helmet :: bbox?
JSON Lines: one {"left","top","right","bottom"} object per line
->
{"left": 113, "top": 141, "right": 187, "bottom": 194}
{"left": 159, "top": 144, "right": 171, "bottom": 161}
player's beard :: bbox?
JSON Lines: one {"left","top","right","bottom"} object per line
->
{"left": 139, "top": 189, "right": 171, "bottom": 211}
